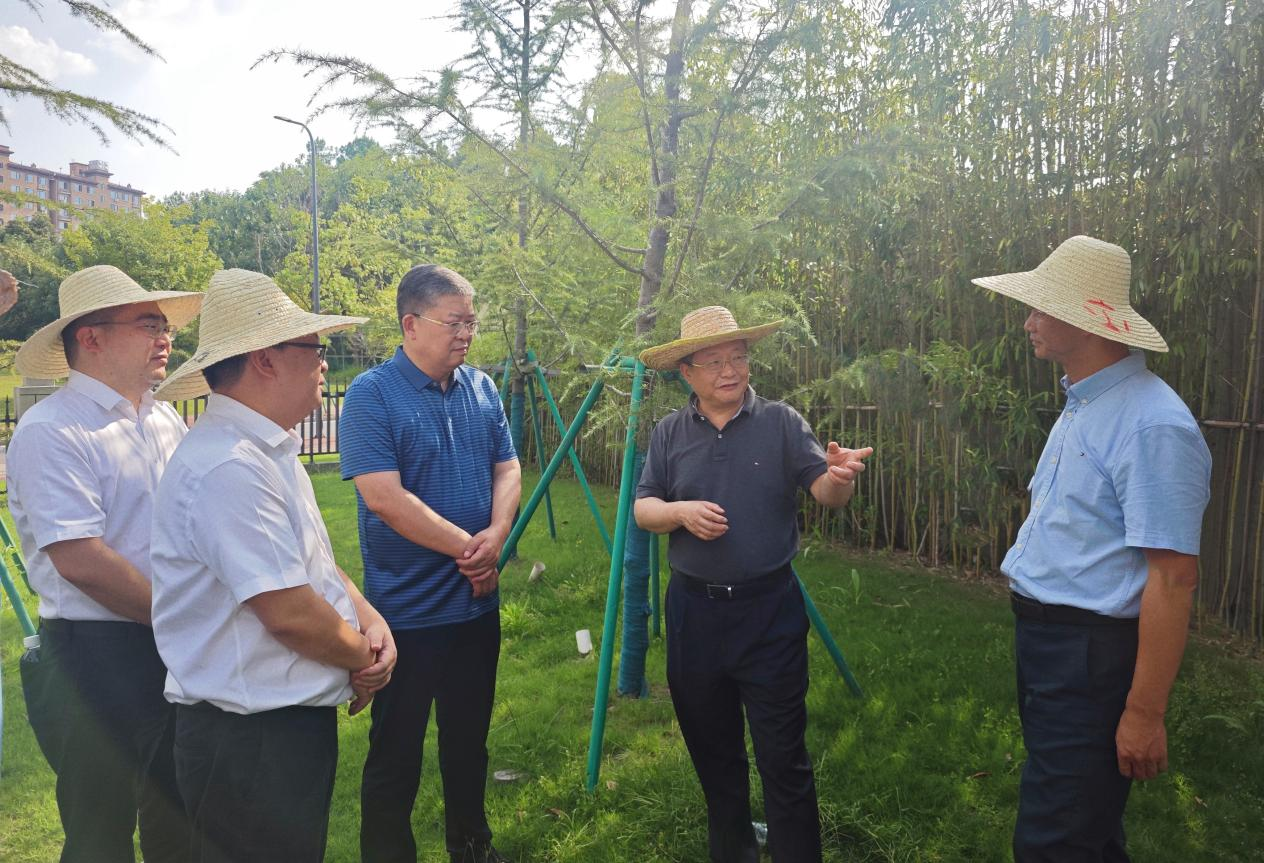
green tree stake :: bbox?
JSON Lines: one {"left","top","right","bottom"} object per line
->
{"left": 586, "top": 358, "right": 646, "bottom": 792}
{"left": 528, "top": 350, "right": 612, "bottom": 554}
{"left": 524, "top": 373, "right": 557, "bottom": 539}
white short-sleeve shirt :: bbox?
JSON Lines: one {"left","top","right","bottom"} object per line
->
{"left": 150, "top": 393, "right": 359, "bottom": 714}
{"left": 7, "top": 371, "right": 187, "bottom": 622}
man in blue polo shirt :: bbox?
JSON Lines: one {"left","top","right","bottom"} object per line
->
{"left": 973, "top": 236, "right": 1212, "bottom": 862}
{"left": 340, "top": 264, "right": 521, "bottom": 863}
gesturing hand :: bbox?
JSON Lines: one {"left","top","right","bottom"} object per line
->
{"left": 675, "top": 500, "right": 728, "bottom": 541}
{"left": 824, "top": 442, "right": 874, "bottom": 486}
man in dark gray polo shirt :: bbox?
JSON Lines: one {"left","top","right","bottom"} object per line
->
{"left": 635, "top": 306, "right": 872, "bottom": 863}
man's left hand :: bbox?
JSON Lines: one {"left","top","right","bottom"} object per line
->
{"left": 465, "top": 566, "right": 499, "bottom": 598}
{"left": 824, "top": 442, "right": 874, "bottom": 486}
{"left": 1116, "top": 704, "right": 1168, "bottom": 780}
{"left": 352, "top": 617, "right": 397, "bottom": 694}
{"left": 460, "top": 526, "right": 506, "bottom": 575}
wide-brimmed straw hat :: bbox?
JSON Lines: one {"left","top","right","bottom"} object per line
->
{"left": 639, "top": 306, "right": 782, "bottom": 371}
{"left": 15, "top": 265, "right": 204, "bottom": 378}
{"left": 971, "top": 235, "right": 1168, "bottom": 352}
{"left": 154, "top": 269, "right": 366, "bottom": 401}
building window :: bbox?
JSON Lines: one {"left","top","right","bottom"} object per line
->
{"left": 60, "top": 180, "right": 68, "bottom": 189}
{"left": 112, "top": 204, "right": 118, "bottom": 211}
{"left": 9, "top": 184, "right": 17, "bottom": 193}
{"left": 37, "top": 177, "right": 47, "bottom": 187}
{"left": 60, "top": 221, "right": 69, "bottom": 230}
{"left": 25, "top": 173, "right": 33, "bottom": 181}
{"left": 74, "top": 196, "right": 81, "bottom": 205}
{"left": 8, "top": 169, "right": 16, "bottom": 179}
{"left": 38, "top": 189, "right": 47, "bottom": 199}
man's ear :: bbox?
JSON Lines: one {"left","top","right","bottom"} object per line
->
{"left": 245, "top": 347, "right": 278, "bottom": 380}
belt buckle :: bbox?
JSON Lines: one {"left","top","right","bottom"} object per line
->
{"left": 705, "top": 583, "right": 734, "bottom": 600}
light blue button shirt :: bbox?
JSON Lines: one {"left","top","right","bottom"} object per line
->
{"left": 1003, "top": 352, "right": 1211, "bottom": 617}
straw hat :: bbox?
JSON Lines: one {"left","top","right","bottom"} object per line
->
{"left": 639, "top": 306, "right": 782, "bottom": 371}
{"left": 972, "top": 235, "right": 1168, "bottom": 352}
{"left": 15, "top": 265, "right": 204, "bottom": 378}
{"left": 154, "top": 269, "right": 366, "bottom": 400}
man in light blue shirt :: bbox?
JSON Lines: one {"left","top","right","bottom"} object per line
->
{"left": 973, "top": 236, "right": 1211, "bottom": 862}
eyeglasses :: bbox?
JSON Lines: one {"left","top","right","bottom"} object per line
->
{"left": 688, "top": 354, "right": 750, "bottom": 375}
{"left": 275, "top": 341, "right": 329, "bottom": 362}
{"left": 411, "top": 314, "right": 480, "bottom": 336}
{"left": 92, "top": 319, "right": 177, "bottom": 339}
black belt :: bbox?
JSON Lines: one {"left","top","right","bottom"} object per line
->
{"left": 676, "top": 564, "right": 793, "bottom": 601}
{"left": 1010, "top": 591, "right": 1138, "bottom": 627}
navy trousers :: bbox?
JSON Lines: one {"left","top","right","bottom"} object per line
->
{"left": 360, "top": 610, "right": 501, "bottom": 863}
{"left": 24, "top": 618, "right": 187, "bottom": 863}
{"left": 1013, "top": 615, "right": 1139, "bottom": 862}
{"left": 666, "top": 573, "right": 822, "bottom": 863}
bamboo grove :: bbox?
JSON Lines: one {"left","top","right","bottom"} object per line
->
{"left": 498, "top": 0, "right": 1264, "bottom": 643}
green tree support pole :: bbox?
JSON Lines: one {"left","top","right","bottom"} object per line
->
{"left": 524, "top": 373, "right": 557, "bottom": 540}
{"left": 0, "top": 521, "right": 36, "bottom": 639}
{"left": 498, "top": 355, "right": 513, "bottom": 401}
{"left": 586, "top": 358, "right": 646, "bottom": 792}
{"left": 528, "top": 350, "right": 612, "bottom": 555}
{"left": 649, "top": 533, "right": 661, "bottom": 638}
{"left": 794, "top": 568, "right": 863, "bottom": 698}
{"left": 497, "top": 372, "right": 609, "bottom": 571}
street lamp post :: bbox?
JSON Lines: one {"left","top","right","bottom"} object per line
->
{"left": 274, "top": 115, "right": 324, "bottom": 457}
{"left": 273, "top": 115, "right": 320, "bottom": 314}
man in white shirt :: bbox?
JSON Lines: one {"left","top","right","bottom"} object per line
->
{"left": 7, "top": 265, "right": 203, "bottom": 863}
{"left": 150, "top": 269, "right": 396, "bottom": 863}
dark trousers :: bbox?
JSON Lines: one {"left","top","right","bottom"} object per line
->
{"left": 1013, "top": 615, "right": 1139, "bottom": 862}
{"left": 666, "top": 573, "right": 822, "bottom": 863}
{"left": 22, "top": 618, "right": 188, "bottom": 863}
{"left": 360, "top": 610, "right": 501, "bottom": 863}
{"left": 174, "top": 702, "right": 338, "bottom": 863}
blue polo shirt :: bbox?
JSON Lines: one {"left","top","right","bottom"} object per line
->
{"left": 340, "top": 347, "right": 517, "bottom": 630}
{"left": 1003, "top": 352, "right": 1211, "bottom": 618}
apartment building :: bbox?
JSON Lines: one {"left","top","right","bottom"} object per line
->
{"left": 0, "top": 144, "right": 144, "bottom": 233}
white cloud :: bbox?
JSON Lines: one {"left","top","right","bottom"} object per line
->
{"left": 0, "top": 25, "right": 97, "bottom": 80}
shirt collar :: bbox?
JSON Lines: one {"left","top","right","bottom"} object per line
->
{"left": 391, "top": 346, "right": 466, "bottom": 393}
{"left": 688, "top": 385, "right": 756, "bottom": 421}
{"left": 1061, "top": 351, "right": 1147, "bottom": 405}
{"left": 65, "top": 370, "right": 152, "bottom": 419}
{"left": 204, "top": 393, "right": 299, "bottom": 453}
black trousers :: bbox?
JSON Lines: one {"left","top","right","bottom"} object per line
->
{"left": 360, "top": 610, "right": 501, "bottom": 863}
{"left": 22, "top": 618, "right": 187, "bottom": 863}
{"left": 666, "top": 573, "right": 822, "bottom": 863}
{"left": 1013, "top": 615, "right": 1139, "bottom": 862}
{"left": 174, "top": 702, "right": 338, "bottom": 863}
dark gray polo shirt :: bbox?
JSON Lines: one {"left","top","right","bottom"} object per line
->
{"left": 637, "top": 387, "right": 827, "bottom": 583}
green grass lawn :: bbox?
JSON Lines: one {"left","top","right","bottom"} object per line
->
{"left": 2, "top": 473, "right": 1263, "bottom": 861}
{"left": 0, "top": 369, "right": 20, "bottom": 402}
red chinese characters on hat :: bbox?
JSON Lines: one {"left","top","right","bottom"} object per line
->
{"left": 1083, "top": 298, "right": 1131, "bottom": 334}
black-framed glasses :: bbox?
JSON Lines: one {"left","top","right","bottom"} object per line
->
{"left": 688, "top": 354, "right": 750, "bottom": 375}
{"left": 92, "top": 319, "right": 177, "bottom": 339}
{"left": 411, "top": 314, "right": 480, "bottom": 336}
{"left": 275, "top": 341, "right": 328, "bottom": 362}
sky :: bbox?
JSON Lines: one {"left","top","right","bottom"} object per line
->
{"left": 0, "top": 0, "right": 494, "bottom": 197}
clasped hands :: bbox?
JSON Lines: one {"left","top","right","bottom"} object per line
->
{"left": 457, "top": 525, "right": 506, "bottom": 598}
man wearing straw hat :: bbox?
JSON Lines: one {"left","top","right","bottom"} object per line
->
{"left": 972, "top": 236, "right": 1212, "bottom": 862}
{"left": 340, "top": 264, "right": 520, "bottom": 863}
{"left": 148, "top": 269, "right": 396, "bottom": 863}
{"left": 6, "top": 264, "right": 202, "bottom": 863}
{"left": 635, "top": 306, "right": 873, "bottom": 863}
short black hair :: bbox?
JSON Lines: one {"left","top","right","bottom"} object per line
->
{"left": 396, "top": 265, "right": 474, "bottom": 329}
{"left": 61, "top": 312, "right": 111, "bottom": 368}
{"left": 203, "top": 353, "right": 248, "bottom": 391}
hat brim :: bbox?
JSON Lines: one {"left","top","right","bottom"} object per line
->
{"left": 14, "top": 292, "right": 206, "bottom": 379}
{"left": 154, "top": 311, "right": 367, "bottom": 401}
{"left": 971, "top": 272, "right": 1168, "bottom": 352}
{"left": 639, "top": 321, "right": 783, "bottom": 371}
